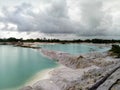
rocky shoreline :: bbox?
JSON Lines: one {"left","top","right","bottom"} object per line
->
{"left": 21, "top": 48, "right": 120, "bottom": 90}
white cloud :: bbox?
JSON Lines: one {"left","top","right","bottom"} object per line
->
{"left": 0, "top": 22, "right": 5, "bottom": 29}
{"left": 0, "top": 0, "right": 120, "bottom": 39}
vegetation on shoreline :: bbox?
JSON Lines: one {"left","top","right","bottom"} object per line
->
{"left": 0, "top": 37, "right": 120, "bottom": 44}
{"left": 110, "top": 45, "right": 120, "bottom": 58}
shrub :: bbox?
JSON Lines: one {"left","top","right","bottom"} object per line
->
{"left": 110, "top": 45, "right": 120, "bottom": 58}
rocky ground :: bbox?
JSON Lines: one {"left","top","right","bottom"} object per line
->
{"left": 21, "top": 49, "right": 120, "bottom": 90}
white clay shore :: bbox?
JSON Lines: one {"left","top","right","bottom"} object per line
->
{"left": 25, "top": 68, "right": 57, "bottom": 86}
{"left": 20, "top": 46, "right": 120, "bottom": 90}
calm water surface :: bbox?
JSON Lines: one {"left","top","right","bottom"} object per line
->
{"left": 40, "top": 44, "right": 110, "bottom": 55}
{"left": 0, "top": 44, "right": 110, "bottom": 90}
{"left": 0, "top": 45, "right": 58, "bottom": 90}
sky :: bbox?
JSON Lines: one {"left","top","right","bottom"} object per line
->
{"left": 0, "top": 0, "right": 120, "bottom": 39}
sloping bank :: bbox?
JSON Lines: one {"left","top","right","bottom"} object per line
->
{"left": 21, "top": 49, "right": 120, "bottom": 90}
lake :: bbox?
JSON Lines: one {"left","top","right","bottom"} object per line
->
{"left": 40, "top": 44, "right": 110, "bottom": 55}
{"left": 0, "top": 45, "right": 58, "bottom": 90}
{"left": 0, "top": 44, "right": 110, "bottom": 90}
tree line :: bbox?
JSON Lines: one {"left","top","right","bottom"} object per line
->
{"left": 0, "top": 37, "right": 120, "bottom": 43}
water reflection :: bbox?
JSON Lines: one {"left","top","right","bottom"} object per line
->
{"left": 0, "top": 45, "right": 58, "bottom": 90}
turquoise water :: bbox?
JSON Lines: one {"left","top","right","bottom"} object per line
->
{"left": 40, "top": 44, "right": 110, "bottom": 55}
{"left": 0, "top": 45, "right": 58, "bottom": 90}
{"left": 0, "top": 44, "right": 110, "bottom": 90}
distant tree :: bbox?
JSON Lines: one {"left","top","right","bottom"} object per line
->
{"left": 7, "top": 37, "right": 19, "bottom": 42}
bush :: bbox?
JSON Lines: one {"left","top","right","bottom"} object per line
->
{"left": 110, "top": 45, "right": 120, "bottom": 58}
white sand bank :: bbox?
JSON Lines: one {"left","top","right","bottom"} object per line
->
{"left": 25, "top": 65, "right": 62, "bottom": 86}
{"left": 21, "top": 47, "right": 120, "bottom": 90}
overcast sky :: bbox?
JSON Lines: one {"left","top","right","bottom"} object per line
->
{"left": 0, "top": 0, "right": 120, "bottom": 39}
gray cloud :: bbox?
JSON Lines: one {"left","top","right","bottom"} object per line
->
{"left": 0, "top": 1, "right": 77, "bottom": 33}
{"left": 0, "top": 0, "right": 119, "bottom": 36}
{"left": 76, "top": 0, "right": 113, "bottom": 36}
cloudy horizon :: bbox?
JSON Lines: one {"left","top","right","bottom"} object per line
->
{"left": 0, "top": 0, "right": 120, "bottom": 39}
